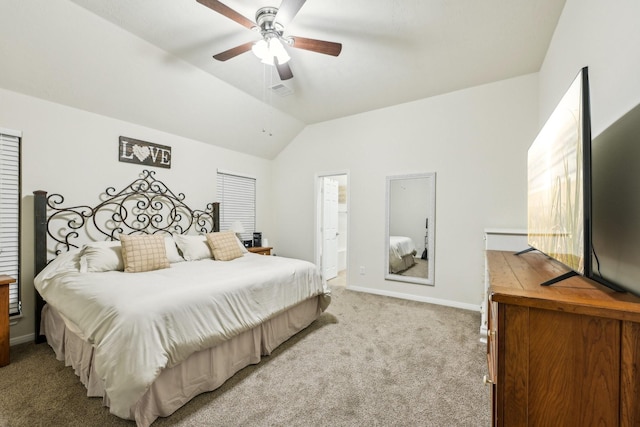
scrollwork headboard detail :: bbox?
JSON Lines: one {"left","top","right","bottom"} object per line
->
{"left": 38, "top": 170, "right": 217, "bottom": 254}
{"left": 34, "top": 169, "right": 219, "bottom": 269}
{"left": 33, "top": 169, "right": 219, "bottom": 342}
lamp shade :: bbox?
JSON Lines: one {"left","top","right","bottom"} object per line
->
{"left": 230, "top": 220, "right": 245, "bottom": 234}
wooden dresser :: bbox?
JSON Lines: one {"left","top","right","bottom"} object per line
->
{"left": 0, "top": 275, "right": 16, "bottom": 367}
{"left": 486, "top": 250, "right": 640, "bottom": 426}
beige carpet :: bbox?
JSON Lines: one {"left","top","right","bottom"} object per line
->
{"left": 0, "top": 285, "right": 490, "bottom": 426}
{"left": 398, "top": 258, "right": 429, "bottom": 279}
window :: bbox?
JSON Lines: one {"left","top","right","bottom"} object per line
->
{"left": 0, "top": 129, "right": 21, "bottom": 316}
{"left": 216, "top": 170, "right": 255, "bottom": 242}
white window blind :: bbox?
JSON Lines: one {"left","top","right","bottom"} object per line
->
{"left": 216, "top": 171, "right": 255, "bottom": 242}
{"left": 0, "top": 132, "right": 20, "bottom": 316}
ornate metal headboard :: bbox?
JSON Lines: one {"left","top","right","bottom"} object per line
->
{"left": 33, "top": 169, "right": 219, "bottom": 341}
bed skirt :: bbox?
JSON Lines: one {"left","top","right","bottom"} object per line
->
{"left": 389, "top": 253, "right": 416, "bottom": 273}
{"left": 41, "top": 296, "right": 324, "bottom": 427}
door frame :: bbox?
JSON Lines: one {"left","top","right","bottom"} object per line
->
{"left": 314, "top": 170, "right": 350, "bottom": 282}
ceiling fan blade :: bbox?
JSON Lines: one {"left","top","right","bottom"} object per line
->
{"left": 196, "top": 0, "right": 256, "bottom": 30}
{"left": 213, "top": 41, "right": 254, "bottom": 61}
{"left": 275, "top": 59, "right": 294, "bottom": 80}
{"left": 290, "top": 36, "right": 342, "bottom": 56}
{"left": 275, "top": 0, "right": 307, "bottom": 26}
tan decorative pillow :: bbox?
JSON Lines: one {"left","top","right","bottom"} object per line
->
{"left": 120, "top": 234, "right": 170, "bottom": 273}
{"left": 206, "top": 231, "right": 244, "bottom": 261}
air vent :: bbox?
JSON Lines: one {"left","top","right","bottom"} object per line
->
{"left": 269, "top": 83, "right": 294, "bottom": 97}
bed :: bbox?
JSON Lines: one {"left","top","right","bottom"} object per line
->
{"left": 389, "top": 236, "right": 417, "bottom": 273}
{"left": 32, "top": 170, "right": 330, "bottom": 426}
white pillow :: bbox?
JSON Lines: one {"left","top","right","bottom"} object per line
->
{"left": 173, "top": 234, "right": 212, "bottom": 261}
{"left": 164, "top": 236, "right": 184, "bottom": 263}
{"left": 80, "top": 241, "right": 124, "bottom": 272}
{"left": 236, "top": 236, "right": 249, "bottom": 253}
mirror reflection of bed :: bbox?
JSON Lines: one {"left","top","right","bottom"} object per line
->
{"left": 389, "top": 235, "right": 428, "bottom": 278}
{"left": 385, "top": 173, "right": 436, "bottom": 286}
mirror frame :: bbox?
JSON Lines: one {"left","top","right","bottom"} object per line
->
{"left": 385, "top": 172, "right": 436, "bottom": 286}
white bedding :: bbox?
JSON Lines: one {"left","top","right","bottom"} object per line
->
{"left": 389, "top": 236, "right": 417, "bottom": 273}
{"left": 389, "top": 236, "right": 416, "bottom": 259}
{"left": 34, "top": 250, "right": 330, "bottom": 419}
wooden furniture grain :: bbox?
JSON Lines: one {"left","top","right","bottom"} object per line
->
{"left": 248, "top": 246, "right": 272, "bottom": 256}
{"left": 0, "top": 275, "right": 16, "bottom": 367}
{"left": 480, "top": 229, "right": 527, "bottom": 342}
{"left": 486, "top": 250, "right": 640, "bottom": 426}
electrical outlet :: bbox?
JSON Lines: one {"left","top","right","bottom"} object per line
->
{"left": 359, "top": 266, "right": 365, "bottom": 275}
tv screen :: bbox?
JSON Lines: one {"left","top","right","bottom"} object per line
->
{"left": 526, "top": 68, "right": 591, "bottom": 281}
{"left": 590, "top": 102, "right": 640, "bottom": 294}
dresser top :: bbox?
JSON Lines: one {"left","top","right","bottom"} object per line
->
{"left": 488, "top": 250, "right": 640, "bottom": 322}
{"left": 0, "top": 275, "right": 15, "bottom": 286}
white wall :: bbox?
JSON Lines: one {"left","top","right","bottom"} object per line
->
{"left": 272, "top": 74, "right": 538, "bottom": 309}
{"left": 0, "top": 0, "right": 303, "bottom": 160}
{"left": 2, "top": 88, "right": 273, "bottom": 343}
{"left": 539, "top": 0, "right": 640, "bottom": 135}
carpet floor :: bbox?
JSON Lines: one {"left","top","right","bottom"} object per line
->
{"left": 398, "top": 258, "right": 429, "bottom": 279}
{"left": 0, "top": 284, "right": 490, "bottom": 426}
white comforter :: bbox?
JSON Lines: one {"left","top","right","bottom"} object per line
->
{"left": 389, "top": 236, "right": 416, "bottom": 260}
{"left": 34, "top": 251, "right": 330, "bottom": 419}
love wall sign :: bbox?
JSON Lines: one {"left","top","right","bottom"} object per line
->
{"left": 119, "top": 136, "right": 171, "bottom": 169}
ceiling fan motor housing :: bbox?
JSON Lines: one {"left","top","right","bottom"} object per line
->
{"left": 255, "top": 7, "right": 289, "bottom": 43}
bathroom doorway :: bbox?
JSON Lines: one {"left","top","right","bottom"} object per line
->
{"left": 316, "top": 172, "right": 349, "bottom": 287}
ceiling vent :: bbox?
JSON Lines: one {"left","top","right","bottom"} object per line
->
{"left": 269, "top": 83, "right": 294, "bottom": 97}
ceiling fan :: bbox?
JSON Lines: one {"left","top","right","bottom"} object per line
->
{"left": 196, "top": 0, "right": 342, "bottom": 81}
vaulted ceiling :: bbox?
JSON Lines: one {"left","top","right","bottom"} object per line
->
{"left": 0, "top": 0, "right": 566, "bottom": 158}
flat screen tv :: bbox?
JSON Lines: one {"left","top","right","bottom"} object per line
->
{"left": 590, "top": 102, "right": 640, "bottom": 294}
{"left": 524, "top": 67, "right": 591, "bottom": 285}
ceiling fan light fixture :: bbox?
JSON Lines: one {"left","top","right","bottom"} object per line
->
{"left": 252, "top": 38, "right": 290, "bottom": 66}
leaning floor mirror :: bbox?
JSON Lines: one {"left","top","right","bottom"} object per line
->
{"left": 385, "top": 172, "right": 436, "bottom": 285}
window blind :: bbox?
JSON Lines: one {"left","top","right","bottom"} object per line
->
{"left": 0, "top": 132, "right": 20, "bottom": 316}
{"left": 216, "top": 171, "right": 255, "bottom": 242}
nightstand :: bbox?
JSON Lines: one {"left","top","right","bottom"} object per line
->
{"left": 0, "top": 275, "right": 16, "bottom": 367}
{"left": 248, "top": 246, "right": 272, "bottom": 256}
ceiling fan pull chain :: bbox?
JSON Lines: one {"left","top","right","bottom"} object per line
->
{"left": 260, "top": 64, "right": 274, "bottom": 137}
{"left": 267, "top": 66, "right": 274, "bottom": 137}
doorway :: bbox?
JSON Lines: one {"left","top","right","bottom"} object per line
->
{"left": 316, "top": 172, "right": 349, "bottom": 287}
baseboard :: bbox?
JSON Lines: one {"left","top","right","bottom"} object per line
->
{"left": 10, "top": 333, "right": 34, "bottom": 346}
{"left": 345, "top": 285, "right": 481, "bottom": 312}
{"left": 479, "top": 325, "right": 488, "bottom": 344}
